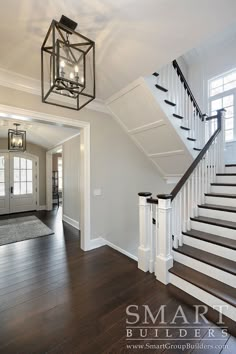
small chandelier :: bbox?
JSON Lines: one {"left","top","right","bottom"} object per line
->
{"left": 41, "top": 15, "right": 95, "bottom": 111}
{"left": 8, "top": 123, "right": 26, "bottom": 152}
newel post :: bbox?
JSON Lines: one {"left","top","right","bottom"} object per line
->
{"left": 155, "top": 194, "right": 173, "bottom": 285}
{"left": 138, "top": 192, "right": 152, "bottom": 272}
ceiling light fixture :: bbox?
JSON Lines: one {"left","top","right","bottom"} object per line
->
{"left": 41, "top": 15, "right": 95, "bottom": 111}
{"left": 8, "top": 123, "right": 26, "bottom": 152}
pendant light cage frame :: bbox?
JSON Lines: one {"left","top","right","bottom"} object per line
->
{"left": 41, "top": 16, "right": 95, "bottom": 111}
{"left": 8, "top": 124, "right": 26, "bottom": 152}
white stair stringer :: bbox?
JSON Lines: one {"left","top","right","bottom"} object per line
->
{"left": 183, "top": 234, "right": 236, "bottom": 262}
{"left": 169, "top": 273, "right": 236, "bottom": 322}
{"left": 172, "top": 250, "right": 236, "bottom": 288}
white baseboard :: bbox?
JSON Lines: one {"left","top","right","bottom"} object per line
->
{"left": 89, "top": 237, "right": 106, "bottom": 250}
{"left": 62, "top": 214, "right": 80, "bottom": 230}
{"left": 103, "top": 239, "right": 138, "bottom": 262}
{"left": 88, "top": 237, "right": 138, "bottom": 262}
{"left": 38, "top": 205, "right": 46, "bottom": 211}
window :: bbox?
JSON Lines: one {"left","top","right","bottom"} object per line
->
{"left": 0, "top": 156, "right": 5, "bottom": 196}
{"left": 13, "top": 157, "right": 33, "bottom": 195}
{"left": 209, "top": 69, "right": 236, "bottom": 142}
{"left": 58, "top": 157, "right": 62, "bottom": 191}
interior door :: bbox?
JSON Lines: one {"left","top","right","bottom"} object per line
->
{"left": 9, "top": 154, "right": 37, "bottom": 213}
{"left": 0, "top": 153, "right": 10, "bottom": 215}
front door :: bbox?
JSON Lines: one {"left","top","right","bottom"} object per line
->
{"left": 0, "top": 152, "right": 37, "bottom": 215}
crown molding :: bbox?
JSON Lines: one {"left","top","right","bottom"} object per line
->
{"left": 0, "top": 67, "right": 109, "bottom": 114}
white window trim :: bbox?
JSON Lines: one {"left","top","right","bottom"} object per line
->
{"left": 208, "top": 70, "right": 236, "bottom": 142}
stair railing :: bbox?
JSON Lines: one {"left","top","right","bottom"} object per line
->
{"left": 155, "top": 60, "right": 206, "bottom": 149}
{"left": 138, "top": 109, "right": 225, "bottom": 284}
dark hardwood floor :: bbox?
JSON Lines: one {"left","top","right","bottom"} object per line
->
{"left": 0, "top": 208, "right": 235, "bottom": 353}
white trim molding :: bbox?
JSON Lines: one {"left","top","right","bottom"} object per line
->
{"left": 0, "top": 67, "right": 109, "bottom": 114}
{"left": 104, "top": 239, "right": 138, "bottom": 262}
{"left": 63, "top": 214, "right": 80, "bottom": 230}
{"left": 39, "top": 205, "right": 47, "bottom": 211}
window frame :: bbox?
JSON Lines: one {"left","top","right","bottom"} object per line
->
{"left": 208, "top": 69, "right": 236, "bottom": 142}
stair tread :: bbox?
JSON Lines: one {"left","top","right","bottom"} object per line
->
{"left": 198, "top": 203, "right": 236, "bottom": 213}
{"left": 191, "top": 215, "right": 236, "bottom": 230}
{"left": 193, "top": 148, "right": 201, "bottom": 151}
{"left": 205, "top": 192, "right": 236, "bottom": 198}
{"left": 165, "top": 100, "right": 176, "bottom": 107}
{"left": 183, "top": 229, "right": 236, "bottom": 250}
{"left": 152, "top": 72, "right": 159, "bottom": 77}
{"left": 211, "top": 183, "right": 236, "bottom": 186}
{"left": 216, "top": 173, "right": 236, "bottom": 176}
{"left": 173, "top": 244, "right": 236, "bottom": 275}
{"left": 169, "top": 262, "right": 236, "bottom": 307}
{"left": 226, "top": 164, "right": 236, "bottom": 167}
{"left": 187, "top": 137, "right": 196, "bottom": 141}
{"left": 173, "top": 113, "right": 183, "bottom": 119}
{"left": 180, "top": 126, "right": 190, "bottom": 131}
{"left": 155, "top": 84, "right": 168, "bottom": 92}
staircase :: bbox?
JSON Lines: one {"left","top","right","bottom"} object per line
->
{"left": 170, "top": 163, "right": 236, "bottom": 322}
{"left": 137, "top": 61, "right": 236, "bottom": 326}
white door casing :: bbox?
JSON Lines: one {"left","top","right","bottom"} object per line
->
{"left": 0, "top": 153, "right": 10, "bottom": 214}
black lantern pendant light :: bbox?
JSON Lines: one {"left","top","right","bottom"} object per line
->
{"left": 8, "top": 123, "right": 26, "bottom": 152}
{"left": 41, "top": 15, "right": 95, "bottom": 111}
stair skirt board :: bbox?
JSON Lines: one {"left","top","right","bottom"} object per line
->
{"left": 169, "top": 273, "right": 236, "bottom": 322}
{"left": 172, "top": 251, "right": 236, "bottom": 288}
{"left": 211, "top": 185, "right": 236, "bottom": 194}
{"left": 183, "top": 235, "right": 236, "bottom": 262}
{"left": 205, "top": 195, "right": 236, "bottom": 208}
{"left": 198, "top": 207, "right": 236, "bottom": 223}
{"left": 190, "top": 220, "right": 236, "bottom": 240}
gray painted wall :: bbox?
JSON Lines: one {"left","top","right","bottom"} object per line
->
{"left": 0, "top": 86, "right": 170, "bottom": 257}
{"left": 63, "top": 136, "right": 80, "bottom": 224}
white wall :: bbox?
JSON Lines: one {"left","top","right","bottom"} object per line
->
{"left": 182, "top": 31, "right": 236, "bottom": 163}
{"left": 184, "top": 34, "right": 236, "bottom": 114}
{"left": 0, "top": 85, "right": 170, "bottom": 258}
{"left": 63, "top": 136, "right": 80, "bottom": 226}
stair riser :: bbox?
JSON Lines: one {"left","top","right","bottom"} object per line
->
{"left": 224, "top": 166, "right": 236, "bottom": 173}
{"left": 198, "top": 207, "right": 236, "bottom": 223}
{"left": 205, "top": 195, "right": 236, "bottom": 207}
{"left": 225, "top": 166, "right": 236, "bottom": 173}
{"left": 216, "top": 175, "right": 236, "bottom": 184}
{"left": 190, "top": 220, "right": 236, "bottom": 240}
{"left": 169, "top": 273, "right": 236, "bottom": 322}
{"left": 211, "top": 185, "right": 236, "bottom": 194}
{"left": 173, "top": 251, "right": 236, "bottom": 288}
{"left": 183, "top": 235, "right": 236, "bottom": 261}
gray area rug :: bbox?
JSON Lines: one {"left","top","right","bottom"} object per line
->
{"left": 0, "top": 216, "right": 54, "bottom": 246}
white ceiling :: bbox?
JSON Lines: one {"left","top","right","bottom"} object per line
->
{"left": 0, "top": 118, "right": 79, "bottom": 149}
{"left": 0, "top": 0, "right": 236, "bottom": 100}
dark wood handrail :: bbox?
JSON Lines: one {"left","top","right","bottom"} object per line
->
{"left": 172, "top": 60, "right": 204, "bottom": 120}
{"left": 171, "top": 109, "right": 224, "bottom": 201}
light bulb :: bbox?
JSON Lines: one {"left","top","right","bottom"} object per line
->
{"left": 74, "top": 65, "right": 79, "bottom": 73}
{"left": 60, "top": 60, "right": 65, "bottom": 68}
{"left": 81, "top": 77, "right": 84, "bottom": 84}
{"left": 70, "top": 72, "right": 74, "bottom": 80}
